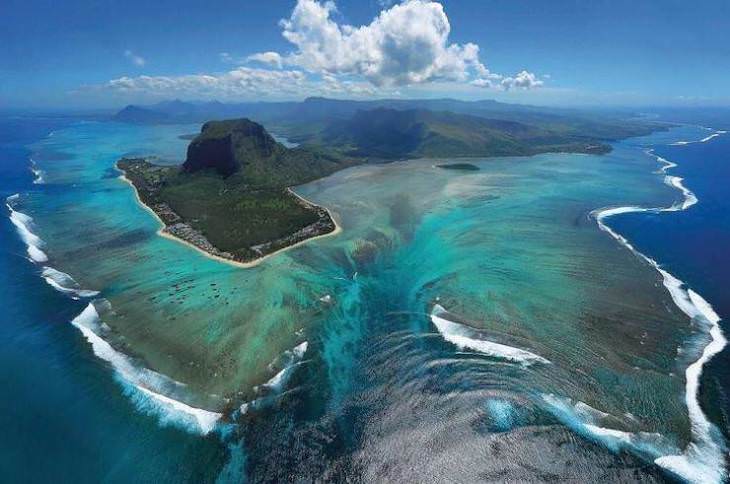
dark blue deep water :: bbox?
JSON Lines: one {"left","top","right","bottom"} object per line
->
{"left": 1, "top": 113, "right": 729, "bottom": 482}
{"left": 611, "top": 126, "right": 730, "bottom": 436}
{"left": 0, "top": 117, "right": 228, "bottom": 482}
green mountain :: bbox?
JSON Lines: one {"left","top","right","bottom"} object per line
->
{"left": 114, "top": 105, "right": 172, "bottom": 123}
{"left": 115, "top": 105, "right": 668, "bottom": 263}
{"left": 111, "top": 97, "right": 668, "bottom": 144}
{"left": 117, "top": 119, "right": 347, "bottom": 262}
{"left": 183, "top": 118, "right": 350, "bottom": 187}
{"left": 317, "top": 108, "right": 621, "bottom": 159}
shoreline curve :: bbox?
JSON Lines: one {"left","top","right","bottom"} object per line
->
{"left": 118, "top": 173, "right": 342, "bottom": 269}
{"left": 591, "top": 129, "right": 727, "bottom": 484}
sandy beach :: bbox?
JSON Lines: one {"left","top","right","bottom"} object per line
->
{"left": 118, "top": 173, "right": 342, "bottom": 269}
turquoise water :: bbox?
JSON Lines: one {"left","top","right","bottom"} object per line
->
{"left": 4, "top": 117, "right": 728, "bottom": 482}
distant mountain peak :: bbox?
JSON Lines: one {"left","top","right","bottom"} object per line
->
{"left": 183, "top": 118, "right": 280, "bottom": 178}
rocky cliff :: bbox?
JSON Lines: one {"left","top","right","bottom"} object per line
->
{"left": 183, "top": 119, "right": 279, "bottom": 178}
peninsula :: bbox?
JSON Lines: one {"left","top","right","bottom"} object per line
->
{"left": 118, "top": 119, "right": 352, "bottom": 265}
{"left": 116, "top": 100, "right": 668, "bottom": 266}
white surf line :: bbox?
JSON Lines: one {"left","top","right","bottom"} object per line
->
{"left": 29, "top": 158, "right": 45, "bottom": 184}
{"left": 670, "top": 127, "right": 727, "bottom": 146}
{"left": 7, "top": 194, "right": 99, "bottom": 298}
{"left": 41, "top": 266, "right": 99, "bottom": 299}
{"left": 6, "top": 197, "right": 215, "bottom": 434}
{"left": 6, "top": 194, "right": 48, "bottom": 263}
{"left": 650, "top": 150, "right": 697, "bottom": 211}
{"left": 591, "top": 135, "right": 728, "bottom": 484}
{"left": 539, "top": 393, "right": 680, "bottom": 466}
{"left": 261, "top": 341, "right": 309, "bottom": 392}
{"left": 71, "top": 302, "right": 222, "bottom": 435}
{"left": 430, "top": 304, "right": 550, "bottom": 366}
{"left": 239, "top": 341, "right": 309, "bottom": 416}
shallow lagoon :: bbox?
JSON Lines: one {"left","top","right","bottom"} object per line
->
{"left": 12, "top": 120, "right": 726, "bottom": 481}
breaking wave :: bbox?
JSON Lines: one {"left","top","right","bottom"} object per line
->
{"left": 589, "top": 134, "right": 727, "bottom": 483}
{"left": 239, "top": 341, "right": 309, "bottom": 416}
{"left": 71, "top": 302, "right": 222, "bottom": 435}
{"left": 670, "top": 128, "right": 726, "bottom": 146}
{"left": 6, "top": 194, "right": 48, "bottom": 263}
{"left": 8, "top": 193, "right": 220, "bottom": 435}
{"left": 262, "top": 341, "right": 308, "bottom": 392}
{"left": 7, "top": 195, "right": 99, "bottom": 298}
{"left": 30, "top": 159, "right": 45, "bottom": 184}
{"left": 540, "top": 394, "right": 673, "bottom": 460}
{"left": 430, "top": 304, "right": 550, "bottom": 366}
{"left": 41, "top": 266, "right": 99, "bottom": 299}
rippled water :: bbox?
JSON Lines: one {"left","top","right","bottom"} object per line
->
{"left": 4, "top": 118, "right": 728, "bottom": 482}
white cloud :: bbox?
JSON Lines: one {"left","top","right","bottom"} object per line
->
{"left": 99, "top": 67, "right": 378, "bottom": 100}
{"left": 105, "top": 68, "right": 306, "bottom": 97}
{"left": 246, "top": 51, "right": 283, "bottom": 68}
{"left": 96, "top": 1, "right": 543, "bottom": 100}
{"left": 276, "top": 0, "right": 487, "bottom": 87}
{"left": 124, "top": 50, "right": 146, "bottom": 67}
{"left": 220, "top": 51, "right": 284, "bottom": 68}
{"left": 265, "top": 0, "right": 543, "bottom": 91}
{"left": 219, "top": 52, "right": 236, "bottom": 63}
{"left": 500, "top": 70, "right": 544, "bottom": 90}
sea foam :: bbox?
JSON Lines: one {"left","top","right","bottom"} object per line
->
{"left": 7, "top": 195, "right": 98, "bottom": 297}
{"left": 42, "top": 267, "right": 99, "bottom": 299}
{"left": 590, "top": 140, "right": 727, "bottom": 483}
{"left": 430, "top": 304, "right": 550, "bottom": 365}
{"left": 30, "top": 159, "right": 45, "bottom": 184}
{"left": 70, "top": 302, "right": 222, "bottom": 435}
{"left": 8, "top": 195, "right": 221, "bottom": 435}
{"left": 262, "top": 341, "right": 308, "bottom": 392}
{"left": 670, "top": 128, "right": 726, "bottom": 146}
{"left": 6, "top": 194, "right": 48, "bottom": 263}
{"left": 541, "top": 394, "right": 668, "bottom": 457}
{"left": 239, "top": 341, "right": 309, "bottom": 415}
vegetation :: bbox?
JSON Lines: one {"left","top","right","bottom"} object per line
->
{"left": 117, "top": 119, "right": 342, "bottom": 262}
{"left": 314, "top": 108, "right": 622, "bottom": 159}
{"left": 113, "top": 97, "right": 668, "bottom": 154}
{"left": 183, "top": 119, "right": 352, "bottom": 185}
{"left": 113, "top": 101, "right": 668, "bottom": 262}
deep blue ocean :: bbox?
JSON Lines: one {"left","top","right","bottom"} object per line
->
{"left": 612, "top": 127, "right": 730, "bottom": 433}
{"left": 1, "top": 113, "right": 728, "bottom": 482}
{"left": 0, "top": 117, "right": 229, "bottom": 482}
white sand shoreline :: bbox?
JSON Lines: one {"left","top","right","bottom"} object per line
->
{"left": 117, "top": 172, "right": 342, "bottom": 269}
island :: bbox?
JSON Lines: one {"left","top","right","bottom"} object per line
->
{"left": 117, "top": 119, "right": 352, "bottom": 265}
{"left": 115, "top": 100, "right": 669, "bottom": 266}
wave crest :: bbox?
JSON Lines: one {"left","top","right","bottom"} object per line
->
{"left": 70, "top": 302, "right": 222, "bottom": 435}
{"left": 42, "top": 266, "right": 99, "bottom": 299}
{"left": 591, "top": 143, "right": 727, "bottom": 483}
{"left": 430, "top": 304, "right": 550, "bottom": 365}
{"left": 6, "top": 194, "right": 48, "bottom": 263}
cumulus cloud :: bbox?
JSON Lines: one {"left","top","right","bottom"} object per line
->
{"left": 99, "top": 67, "right": 377, "bottom": 99}
{"left": 94, "top": 1, "right": 543, "bottom": 100}
{"left": 246, "top": 51, "right": 283, "bottom": 68}
{"left": 124, "top": 50, "right": 146, "bottom": 67}
{"left": 500, "top": 70, "right": 544, "bottom": 90}
{"left": 105, "top": 68, "right": 305, "bottom": 97}
{"left": 218, "top": 52, "right": 237, "bottom": 64}
{"left": 275, "top": 0, "right": 487, "bottom": 86}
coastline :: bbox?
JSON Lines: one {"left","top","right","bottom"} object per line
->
{"left": 117, "top": 172, "right": 342, "bottom": 269}
{"left": 590, "top": 129, "right": 727, "bottom": 484}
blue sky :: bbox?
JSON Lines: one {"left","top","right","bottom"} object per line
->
{"left": 1, "top": 0, "right": 729, "bottom": 109}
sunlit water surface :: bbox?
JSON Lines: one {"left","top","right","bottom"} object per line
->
{"left": 3, "top": 118, "right": 729, "bottom": 482}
